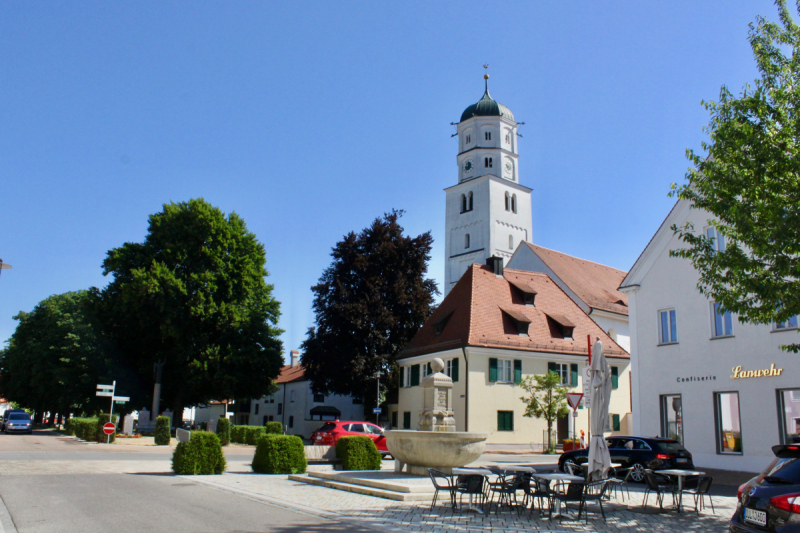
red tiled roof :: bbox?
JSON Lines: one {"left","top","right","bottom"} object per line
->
{"left": 275, "top": 364, "right": 307, "bottom": 384}
{"left": 524, "top": 243, "right": 629, "bottom": 316}
{"left": 399, "top": 264, "right": 628, "bottom": 359}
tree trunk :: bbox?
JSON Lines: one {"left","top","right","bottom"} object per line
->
{"left": 547, "top": 420, "right": 552, "bottom": 452}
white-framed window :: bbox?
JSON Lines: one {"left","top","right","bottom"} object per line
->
{"left": 498, "top": 359, "right": 513, "bottom": 383}
{"left": 714, "top": 391, "right": 742, "bottom": 454}
{"left": 553, "top": 363, "right": 569, "bottom": 385}
{"left": 658, "top": 308, "right": 678, "bottom": 344}
{"left": 706, "top": 226, "right": 726, "bottom": 252}
{"left": 776, "top": 315, "right": 799, "bottom": 330}
{"left": 446, "top": 359, "right": 453, "bottom": 377}
{"left": 465, "top": 234, "right": 470, "bottom": 249}
{"left": 711, "top": 302, "right": 734, "bottom": 338}
{"left": 403, "top": 368, "right": 412, "bottom": 388}
{"left": 421, "top": 363, "right": 429, "bottom": 379}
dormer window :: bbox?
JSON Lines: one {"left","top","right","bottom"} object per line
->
{"left": 485, "top": 131, "right": 492, "bottom": 140}
{"left": 433, "top": 311, "right": 453, "bottom": 338}
{"left": 501, "top": 307, "right": 531, "bottom": 337}
{"left": 485, "top": 157, "right": 493, "bottom": 168}
{"left": 523, "top": 293, "right": 535, "bottom": 306}
{"left": 508, "top": 279, "right": 537, "bottom": 306}
{"left": 546, "top": 313, "right": 576, "bottom": 340}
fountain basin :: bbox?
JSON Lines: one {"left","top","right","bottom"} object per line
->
{"left": 385, "top": 430, "right": 488, "bottom": 475}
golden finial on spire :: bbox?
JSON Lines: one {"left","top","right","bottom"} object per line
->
{"left": 483, "top": 64, "right": 489, "bottom": 80}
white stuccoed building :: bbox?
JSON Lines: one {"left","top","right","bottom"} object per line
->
{"left": 620, "top": 199, "right": 800, "bottom": 473}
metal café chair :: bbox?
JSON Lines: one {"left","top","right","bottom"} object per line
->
{"left": 525, "top": 475, "right": 551, "bottom": 517}
{"left": 427, "top": 468, "right": 458, "bottom": 511}
{"left": 487, "top": 469, "right": 525, "bottom": 515}
{"left": 549, "top": 480, "right": 586, "bottom": 519}
{"left": 606, "top": 466, "right": 631, "bottom": 501}
{"left": 456, "top": 473, "right": 487, "bottom": 510}
{"left": 642, "top": 470, "right": 677, "bottom": 510}
{"left": 681, "top": 475, "right": 715, "bottom": 514}
{"left": 578, "top": 479, "right": 610, "bottom": 522}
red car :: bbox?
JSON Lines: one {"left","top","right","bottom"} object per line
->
{"left": 310, "top": 421, "right": 389, "bottom": 453}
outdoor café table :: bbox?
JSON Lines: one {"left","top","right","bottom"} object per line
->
{"left": 532, "top": 472, "right": 585, "bottom": 519}
{"left": 578, "top": 462, "right": 623, "bottom": 477}
{"left": 658, "top": 469, "right": 705, "bottom": 513}
{"left": 451, "top": 468, "right": 495, "bottom": 514}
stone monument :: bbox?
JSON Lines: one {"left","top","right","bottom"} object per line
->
{"left": 418, "top": 358, "right": 456, "bottom": 431}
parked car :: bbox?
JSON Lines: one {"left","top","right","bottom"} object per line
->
{"left": 558, "top": 435, "right": 694, "bottom": 482}
{"left": 4, "top": 412, "right": 32, "bottom": 434}
{"left": 310, "top": 421, "right": 389, "bottom": 454}
{"left": 1, "top": 409, "right": 28, "bottom": 432}
{"left": 731, "top": 444, "right": 800, "bottom": 532}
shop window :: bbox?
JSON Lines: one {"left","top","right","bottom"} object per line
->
{"left": 403, "top": 411, "right": 411, "bottom": 430}
{"left": 712, "top": 302, "right": 734, "bottom": 338}
{"left": 714, "top": 392, "right": 742, "bottom": 454}
{"left": 705, "top": 226, "right": 726, "bottom": 252}
{"left": 660, "top": 394, "right": 683, "bottom": 445}
{"left": 658, "top": 308, "right": 678, "bottom": 344}
{"left": 497, "top": 410, "right": 514, "bottom": 431}
{"left": 778, "top": 389, "right": 800, "bottom": 444}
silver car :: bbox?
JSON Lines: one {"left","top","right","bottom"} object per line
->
{"left": 5, "top": 412, "right": 32, "bottom": 434}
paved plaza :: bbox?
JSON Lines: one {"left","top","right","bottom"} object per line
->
{"left": 187, "top": 471, "right": 738, "bottom": 532}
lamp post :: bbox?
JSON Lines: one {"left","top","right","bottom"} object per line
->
{"left": 374, "top": 371, "right": 382, "bottom": 425}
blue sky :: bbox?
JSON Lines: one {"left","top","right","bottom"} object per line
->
{"left": 0, "top": 1, "right": 773, "bottom": 359}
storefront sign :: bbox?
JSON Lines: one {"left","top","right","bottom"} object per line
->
{"left": 676, "top": 375, "right": 717, "bottom": 383}
{"left": 731, "top": 364, "right": 783, "bottom": 379}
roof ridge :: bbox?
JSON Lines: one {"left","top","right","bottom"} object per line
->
{"left": 526, "top": 242, "right": 627, "bottom": 274}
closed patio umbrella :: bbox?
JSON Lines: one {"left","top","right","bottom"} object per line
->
{"left": 586, "top": 339, "right": 612, "bottom": 482}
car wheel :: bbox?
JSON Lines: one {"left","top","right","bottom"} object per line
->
{"left": 562, "top": 458, "right": 579, "bottom": 474}
{"left": 629, "top": 462, "right": 647, "bottom": 483}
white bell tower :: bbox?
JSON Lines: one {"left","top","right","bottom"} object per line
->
{"left": 444, "top": 74, "right": 532, "bottom": 295}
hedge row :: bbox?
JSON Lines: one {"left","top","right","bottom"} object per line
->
{"left": 216, "top": 417, "right": 230, "bottom": 446}
{"left": 251, "top": 434, "right": 307, "bottom": 474}
{"left": 172, "top": 431, "right": 226, "bottom": 475}
{"left": 65, "top": 415, "right": 118, "bottom": 443}
{"left": 230, "top": 423, "right": 283, "bottom": 445}
{"left": 155, "top": 416, "right": 171, "bottom": 445}
{"left": 335, "top": 436, "right": 382, "bottom": 471}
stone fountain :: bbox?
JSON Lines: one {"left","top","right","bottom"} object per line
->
{"left": 386, "top": 358, "right": 488, "bottom": 475}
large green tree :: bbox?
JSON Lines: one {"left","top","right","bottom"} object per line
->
{"left": 0, "top": 291, "right": 110, "bottom": 420}
{"left": 301, "top": 210, "right": 438, "bottom": 411}
{"left": 97, "top": 199, "right": 284, "bottom": 421}
{"left": 671, "top": 0, "right": 800, "bottom": 352}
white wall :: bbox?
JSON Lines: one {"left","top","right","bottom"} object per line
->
{"left": 623, "top": 202, "right": 797, "bottom": 473}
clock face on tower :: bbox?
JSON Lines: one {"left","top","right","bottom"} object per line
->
{"left": 504, "top": 159, "right": 513, "bottom": 176}
{"left": 463, "top": 159, "right": 473, "bottom": 174}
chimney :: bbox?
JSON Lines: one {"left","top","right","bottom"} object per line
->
{"left": 486, "top": 256, "right": 504, "bottom": 277}
{"left": 290, "top": 350, "right": 300, "bottom": 367}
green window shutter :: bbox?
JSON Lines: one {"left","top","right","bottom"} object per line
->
{"left": 452, "top": 358, "right": 459, "bottom": 382}
{"left": 612, "top": 414, "right": 620, "bottom": 432}
{"left": 489, "top": 358, "right": 498, "bottom": 382}
{"left": 400, "top": 366, "right": 405, "bottom": 387}
{"left": 410, "top": 365, "right": 420, "bottom": 387}
{"left": 427, "top": 362, "right": 432, "bottom": 375}
{"left": 611, "top": 366, "right": 619, "bottom": 389}
{"left": 547, "top": 362, "right": 556, "bottom": 375}
{"left": 570, "top": 364, "right": 578, "bottom": 387}
{"left": 497, "top": 411, "right": 514, "bottom": 431}
{"left": 514, "top": 360, "right": 522, "bottom": 384}
{"left": 403, "top": 412, "right": 411, "bottom": 430}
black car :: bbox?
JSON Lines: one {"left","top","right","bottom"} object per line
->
{"left": 731, "top": 444, "right": 800, "bottom": 532}
{"left": 558, "top": 435, "right": 694, "bottom": 482}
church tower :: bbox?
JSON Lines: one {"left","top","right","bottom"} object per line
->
{"left": 444, "top": 75, "right": 532, "bottom": 295}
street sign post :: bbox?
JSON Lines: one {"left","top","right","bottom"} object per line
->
{"left": 96, "top": 381, "right": 120, "bottom": 444}
{"left": 102, "top": 422, "right": 116, "bottom": 436}
{"left": 372, "top": 408, "right": 381, "bottom": 414}
{"left": 566, "top": 393, "right": 583, "bottom": 411}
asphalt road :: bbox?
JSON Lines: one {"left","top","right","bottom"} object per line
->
{"left": 0, "top": 431, "right": 371, "bottom": 533}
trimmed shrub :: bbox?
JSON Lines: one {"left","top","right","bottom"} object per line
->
{"left": 172, "top": 431, "right": 227, "bottom": 475}
{"left": 251, "top": 434, "right": 307, "bottom": 474}
{"left": 231, "top": 425, "right": 246, "bottom": 444}
{"left": 245, "top": 426, "right": 266, "bottom": 445}
{"left": 216, "top": 417, "right": 230, "bottom": 446}
{"left": 265, "top": 422, "right": 283, "bottom": 435}
{"left": 154, "top": 416, "right": 171, "bottom": 445}
{"left": 335, "top": 436, "right": 382, "bottom": 471}
{"left": 96, "top": 413, "right": 119, "bottom": 443}
{"left": 69, "top": 417, "right": 98, "bottom": 441}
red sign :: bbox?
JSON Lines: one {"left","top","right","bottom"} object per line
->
{"left": 102, "top": 422, "right": 116, "bottom": 435}
{"left": 566, "top": 393, "right": 584, "bottom": 411}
